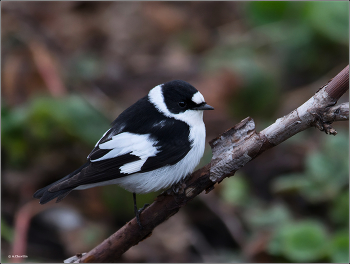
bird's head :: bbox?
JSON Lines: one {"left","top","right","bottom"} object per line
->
{"left": 148, "top": 80, "right": 213, "bottom": 125}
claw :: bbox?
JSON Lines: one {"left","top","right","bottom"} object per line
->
{"left": 139, "top": 203, "right": 150, "bottom": 214}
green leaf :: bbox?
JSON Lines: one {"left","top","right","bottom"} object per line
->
{"left": 330, "top": 190, "right": 349, "bottom": 226}
{"left": 246, "top": 1, "right": 291, "bottom": 26}
{"left": 26, "top": 95, "right": 110, "bottom": 145}
{"left": 329, "top": 231, "right": 349, "bottom": 263}
{"left": 202, "top": 46, "right": 280, "bottom": 119}
{"left": 272, "top": 174, "right": 310, "bottom": 193}
{"left": 269, "top": 220, "right": 329, "bottom": 262}
{"left": 221, "top": 173, "right": 249, "bottom": 206}
{"left": 2, "top": 95, "right": 111, "bottom": 168}
{"left": 305, "top": 1, "right": 349, "bottom": 45}
{"left": 58, "top": 96, "right": 111, "bottom": 145}
{"left": 273, "top": 130, "right": 349, "bottom": 203}
{"left": 1, "top": 217, "right": 14, "bottom": 243}
{"left": 244, "top": 202, "right": 292, "bottom": 230}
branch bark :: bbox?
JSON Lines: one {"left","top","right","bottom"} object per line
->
{"left": 70, "top": 65, "right": 349, "bottom": 263}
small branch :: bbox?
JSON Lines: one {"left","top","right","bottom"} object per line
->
{"left": 317, "top": 102, "right": 349, "bottom": 135}
{"left": 75, "top": 65, "right": 349, "bottom": 263}
{"left": 28, "top": 41, "right": 67, "bottom": 97}
{"left": 323, "top": 102, "right": 349, "bottom": 122}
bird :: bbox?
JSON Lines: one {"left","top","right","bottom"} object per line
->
{"left": 33, "top": 80, "right": 214, "bottom": 228}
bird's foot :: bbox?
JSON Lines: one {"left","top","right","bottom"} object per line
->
{"left": 135, "top": 203, "right": 149, "bottom": 229}
{"left": 171, "top": 176, "right": 188, "bottom": 194}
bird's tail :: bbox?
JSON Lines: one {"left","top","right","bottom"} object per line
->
{"left": 33, "top": 163, "right": 89, "bottom": 204}
{"left": 33, "top": 182, "right": 73, "bottom": 204}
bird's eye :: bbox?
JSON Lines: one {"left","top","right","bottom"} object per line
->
{"left": 178, "top": 102, "right": 187, "bottom": 108}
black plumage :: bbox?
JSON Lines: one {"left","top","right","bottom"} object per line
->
{"left": 34, "top": 96, "right": 191, "bottom": 204}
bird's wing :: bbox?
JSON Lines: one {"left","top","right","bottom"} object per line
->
{"left": 48, "top": 116, "right": 192, "bottom": 192}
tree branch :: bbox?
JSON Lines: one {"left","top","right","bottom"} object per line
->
{"left": 324, "top": 65, "right": 349, "bottom": 100}
{"left": 69, "top": 65, "right": 349, "bottom": 263}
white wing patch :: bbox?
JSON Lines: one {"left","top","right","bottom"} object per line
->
{"left": 191, "top": 91, "right": 205, "bottom": 104}
{"left": 90, "top": 132, "right": 159, "bottom": 174}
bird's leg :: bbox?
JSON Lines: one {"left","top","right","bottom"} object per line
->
{"left": 133, "top": 192, "right": 143, "bottom": 229}
{"left": 133, "top": 193, "right": 149, "bottom": 229}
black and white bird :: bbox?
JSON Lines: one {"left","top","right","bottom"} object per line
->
{"left": 33, "top": 80, "right": 214, "bottom": 227}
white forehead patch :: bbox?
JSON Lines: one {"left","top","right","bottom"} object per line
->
{"left": 192, "top": 91, "right": 205, "bottom": 104}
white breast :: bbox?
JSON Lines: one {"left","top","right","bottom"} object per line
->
{"left": 114, "top": 113, "right": 206, "bottom": 193}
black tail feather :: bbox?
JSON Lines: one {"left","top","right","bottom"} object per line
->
{"left": 39, "top": 188, "right": 74, "bottom": 204}
{"left": 33, "top": 174, "right": 70, "bottom": 199}
{"left": 33, "top": 162, "right": 90, "bottom": 204}
{"left": 56, "top": 189, "right": 73, "bottom": 203}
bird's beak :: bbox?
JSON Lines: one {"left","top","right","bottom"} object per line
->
{"left": 192, "top": 103, "right": 214, "bottom": 110}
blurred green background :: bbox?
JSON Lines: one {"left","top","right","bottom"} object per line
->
{"left": 1, "top": 1, "right": 349, "bottom": 263}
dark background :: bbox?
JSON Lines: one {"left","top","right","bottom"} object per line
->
{"left": 1, "top": 1, "right": 349, "bottom": 263}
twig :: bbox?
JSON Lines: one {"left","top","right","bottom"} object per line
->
{"left": 28, "top": 41, "right": 67, "bottom": 97}
{"left": 73, "top": 65, "right": 349, "bottom": 263}
{"left": 11, "top": 200, "right": 47, "bottom": 263}
{"left": 323, "top": 102, "right": 349, "bottom": 122}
